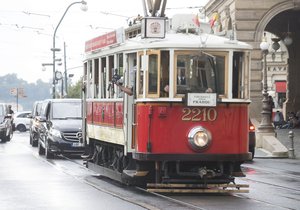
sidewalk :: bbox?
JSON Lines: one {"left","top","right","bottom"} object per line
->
{"left": 255, "top": 128, "right": 300, "bottom": 159}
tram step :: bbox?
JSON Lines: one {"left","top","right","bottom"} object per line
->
{"left": 146, "top": 183, "right": 249, "bottom": 193}
{"left": 123, "top": 170, "right": 149, "bottom": 177}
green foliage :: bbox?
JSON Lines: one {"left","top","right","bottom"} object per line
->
{"left": 66, "top": 79, "right": 82, "bottom": 98}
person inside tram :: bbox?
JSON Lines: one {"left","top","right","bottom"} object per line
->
{"left": 116, "top": 77, "right": 133, "bottom": 96}
{"left": 177, "top": 68, "right": 186, "bottom": 85}
{"left": 115, "top": 66, "right": 136, "bottom": 96}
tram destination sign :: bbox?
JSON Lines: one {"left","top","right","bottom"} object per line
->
{"left": 186, "top": 93, "right": 217, "bottom": 107}
{"left": 85, "top": 28, "right": 124, "bottom": 53}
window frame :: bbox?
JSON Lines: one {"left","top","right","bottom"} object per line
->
{"left": 174, "top": 50, "right": 228, "bottom": 98}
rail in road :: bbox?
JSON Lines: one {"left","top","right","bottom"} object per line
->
{"left": 2, "top": 132, "right": 299, "bottom": 210}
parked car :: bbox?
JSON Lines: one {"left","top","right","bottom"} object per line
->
{"left": 0, "top": 103, "right": 13, "bottom": 143}
{"left": 14, "top": 111, "right": 31, "bottom": 132}
{"left": 29, "top": 101, "right": 43, "bottom": 147}
{"left": 249, "top": 119, "right": 256, "bottom": 160}
{"left": 37, "top": 99, "right": 84, "bottom": 159}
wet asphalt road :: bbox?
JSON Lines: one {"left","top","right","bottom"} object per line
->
{"left": 0, "top": 133, "right": 146, "bottom": 210}
{"left": 1, "top": 132, "right": 300, "bottom": 210}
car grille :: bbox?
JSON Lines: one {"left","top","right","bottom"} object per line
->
{"left": 63, "top": 132, "right": 82, "bottom": 142}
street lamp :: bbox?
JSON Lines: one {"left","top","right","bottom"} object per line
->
{"left": 52, "top": 0, "right": 88, "bottom": 98}
{"left": 257, "top": 33, "right": 274, "bottom": 133}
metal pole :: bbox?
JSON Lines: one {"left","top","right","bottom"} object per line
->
{"left": 64, "top": 42, "right": 68, "bottom": 96}
{"left": 16, "top": 88, "right": 19, "bottom": 112}
{"left": 52, "top": 1, "right": 85, "bottom": 99}
{"left": 257, "top": 49, "right": 274, "bottom": 133}
{"left": 288, "top": 130, "right": 295, "bottom": 159}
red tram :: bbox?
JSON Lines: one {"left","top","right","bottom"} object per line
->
{"left": 82, "top": 3, "right": 252, "bottom": 192}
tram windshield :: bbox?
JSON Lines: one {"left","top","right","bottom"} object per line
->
{"left": 175, "top": 52, "right": 225, "bottom": 96}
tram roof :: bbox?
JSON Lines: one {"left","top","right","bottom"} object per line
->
{"left": 127, "top": 32, "right": 252, "bottom": 50}
{"left": 84, "top": 18, "right": 252, "bottom": 58}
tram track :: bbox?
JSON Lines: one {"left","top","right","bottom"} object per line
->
{"left": 241, "top": 164, "right": 300, "bottom": 192}
{"left": 33, "top": 152, "right": 298, "bottom": 210}
{"left": 56, "top": 155, "right": 293, "bottom": 210}
{"left": 54, "top": 154, "right": 202, "bottom": 210}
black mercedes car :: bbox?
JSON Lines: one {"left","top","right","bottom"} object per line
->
{"left": 37, "top": 99, "right": 84, "bottom": 159}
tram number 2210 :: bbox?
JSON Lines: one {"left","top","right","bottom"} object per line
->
{"left": 182, "top": 108, "right": 217, "bottom": 122}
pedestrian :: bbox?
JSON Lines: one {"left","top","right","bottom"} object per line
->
{"left": 273, "top": 111, "right": 284, "bottom": 129}
{"left": 8, "top": 105, "right": 15, "bottom": 131}
{"left": 8, "top": 105, "right": 14, "bottom": 115}
{"left": 268, "top": 95, "right": 275, "bottom": 121}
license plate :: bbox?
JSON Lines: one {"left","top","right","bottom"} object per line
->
{"left": 72, "top": 142, "right": 83, "bottom": 147}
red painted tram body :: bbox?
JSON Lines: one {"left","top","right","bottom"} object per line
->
{"left": 82, "top": 12, "right": 252, "bottom": 187}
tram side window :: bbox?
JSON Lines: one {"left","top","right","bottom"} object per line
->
{"left": 148, "top": 54, "right": 158, "bottom": 94}
{"left": 94, "top": 59, "right": 99, "bottom": 98}
{"left": 160, "top": 51, "right": 169, "bottom": 97}
{"left": 232, "top": 52, "right": 244, "bottom": 98}
{"left": 138, "top": 53, "right": 144, "bottom": 96}
{"left": 116, "top": 53, "right": 124, "bottom": 98}
{"left": 83, "top": 62, "right": 87, "bottom": 93}
{"left": 88, "top": 60, "right": 93, "bottom": 98}
{"left": 101, "top": 57, "right": 106, "bottom": 99}
{"left": 215, "top": 55, "right": 225, "bottom": 96}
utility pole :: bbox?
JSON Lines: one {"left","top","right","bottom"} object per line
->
{"left": 64, "top": 42, "right": 68, "bottom": 96}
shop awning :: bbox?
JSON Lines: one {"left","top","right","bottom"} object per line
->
{"left": 275, "top": 81, "right": 286, "bottom": 93}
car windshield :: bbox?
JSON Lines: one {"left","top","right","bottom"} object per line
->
{"left": 52, "top": 102, "right": 82, "bottom": 119}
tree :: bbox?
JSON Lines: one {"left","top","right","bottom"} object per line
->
{"left": 67, "top": 79, "right": 82, "bottom": 98}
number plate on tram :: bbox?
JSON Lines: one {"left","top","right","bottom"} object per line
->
{"left": 186, "top": 93, "right": 217, "bottom": 107}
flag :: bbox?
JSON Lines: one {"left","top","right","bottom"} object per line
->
{"left": 193, "top": 14, "right": 200, "bottom": 27}
{"left": 210, "top": 12, "right": 219, "bottom": 28}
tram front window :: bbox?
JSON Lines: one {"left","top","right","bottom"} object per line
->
{"left": 176, "top": 53, "right": 225, "bottom": 95}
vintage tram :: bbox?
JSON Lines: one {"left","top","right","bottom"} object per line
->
{"left": 82, "top": 4, "right": 252, "bottom": 192}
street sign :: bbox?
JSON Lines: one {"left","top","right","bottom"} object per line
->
{"left": 10, "top": 87, "right": 25, "bottom": 97}
{"left": 10, "top": 88, "right": 17, "bottom": 96}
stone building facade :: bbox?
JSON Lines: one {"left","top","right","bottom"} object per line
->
{"left": 205, "top": 0, "right": 300, "bottom": 120}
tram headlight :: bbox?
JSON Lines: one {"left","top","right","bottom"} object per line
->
{"left": 188, "top": 126, "right": 212, "bottom": 151}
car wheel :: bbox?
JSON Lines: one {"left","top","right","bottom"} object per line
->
{"left": 31, "top": 133, "right": 38, "bottom": 147}
{"left": 38, "top": 140, "right": 45, "bottom": 155}
{"left": 1, "top": 136, "right": 6, "bottom": 143}
{"left": 45, "top": 140, "right": 54, "bottom": 159}
{"left": 17, "top": 124, "right": 27, "bottom": 132}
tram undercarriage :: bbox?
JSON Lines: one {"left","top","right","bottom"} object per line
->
{"left": 84, "top": 139, "right": 248, "bottom": 192}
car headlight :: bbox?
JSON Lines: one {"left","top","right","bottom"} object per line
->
{"left": 188, "top": 126, "right": 212, "bottom": 151}
{"left": 50, "top": 128, "right": 62, "bottom": 138}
